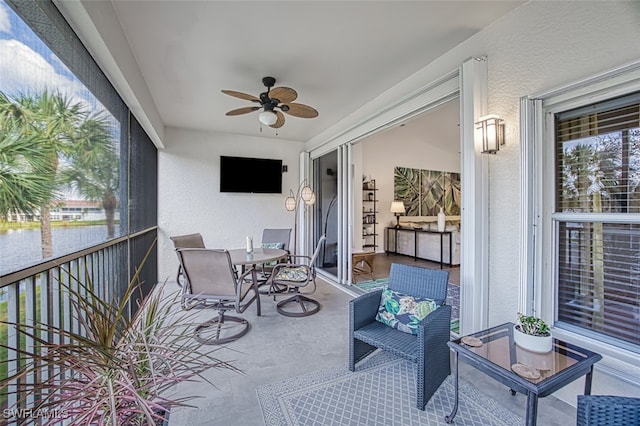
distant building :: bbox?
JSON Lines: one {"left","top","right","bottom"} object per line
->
{"left": 51, "top": 200, "right": 107, "bottom": 221}
{"left": 6, "top": 200, "right": 118, "bottom": 222}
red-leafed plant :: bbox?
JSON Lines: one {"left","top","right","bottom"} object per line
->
{"left": 1, "top": 243, "right": 239, "bottom": 425}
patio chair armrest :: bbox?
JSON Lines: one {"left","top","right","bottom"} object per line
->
{"left": 237, "top": 267, "right": 254, "bottom": 282}
{"left": 350, "top": 289, "right": 383, "bottom": 330}
{"left": 236, "top": 268, "right": 256, "bottom": 294}
{"left": 287, "top": 254, "right": 311, "bottom": 262}
{"left": 418, "top": 304, "right": 452, "bottom": 348}
{"left": 271, "top": 263, "right": 309, "bottom": 273}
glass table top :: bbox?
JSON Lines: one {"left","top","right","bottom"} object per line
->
{"left": 450, "top": 322, "right": 600, "bottom": 385}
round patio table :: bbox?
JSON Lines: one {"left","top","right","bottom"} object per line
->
{"left": 227, "top": 248, "right": 288, "bottom": 316}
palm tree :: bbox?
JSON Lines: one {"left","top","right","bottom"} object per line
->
{"left": 561, "top": 143, "right": 598, "bottom": 317}
{"left": 0, "top": 90, "right": 81, "bottom": 257}
{"left": 0, "top": 90, "right": 116, "bottom": 257}
{"left": 61, "top": 112, "right": 119, "bottom": 238}
{"left": 0, "top": 129, "right": 56, "bottom": 218}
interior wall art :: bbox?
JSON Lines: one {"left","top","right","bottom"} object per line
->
{"left": 394, "top": 167, "right": 461, "bottom": 216}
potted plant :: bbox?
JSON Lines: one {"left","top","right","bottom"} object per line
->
{"left": 514, "top": 312, "right": 553, "bottom": 353}
{"left": 1, "top": 243, "right": 239, "bottom": 425}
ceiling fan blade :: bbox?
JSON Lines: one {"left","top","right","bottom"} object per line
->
{"left": 270, "top": 111, "right": 285, "bottom": 128}
{"left": 221, "top": 90, "right": 259, "bottom": 102}
{"left": 283, "top": 103, "right": 319, "bottom": 118}
{"left": 225, "top": 106, "right": 260, "bottom": 116}
{"left": 269, "top": 87, "right": 297, "bottom": 103}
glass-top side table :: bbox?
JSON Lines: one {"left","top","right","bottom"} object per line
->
{"left": 446, "top": 322, "right": 602, "bottom": 426}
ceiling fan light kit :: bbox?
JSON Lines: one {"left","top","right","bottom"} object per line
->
{"left": 259, "top": 110, "right": 278, "bottom": 126}
{"left": 222, "top": 76, "right": 318, "bottom": 129}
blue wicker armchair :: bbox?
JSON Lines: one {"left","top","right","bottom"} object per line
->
{"left": 349, "top": 263, "right": 451, "bottom": 410}
{"left": 577, "top": 395, "right": 640, "bottom": 426}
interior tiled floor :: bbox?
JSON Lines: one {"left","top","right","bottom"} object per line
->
{"left": 164, "top": 271, "right": 577, "bottom": 426}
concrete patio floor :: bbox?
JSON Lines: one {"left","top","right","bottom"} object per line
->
{"left": 163, "top": 277, "right": 577, "bottom": 426}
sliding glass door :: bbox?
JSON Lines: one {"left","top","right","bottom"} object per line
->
{"left": 312, "top": 151, "right": 339, "bottom": 277}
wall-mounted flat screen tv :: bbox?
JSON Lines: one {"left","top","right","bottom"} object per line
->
{"left": 220, "top": 156, "right": 283, "bottom": 194}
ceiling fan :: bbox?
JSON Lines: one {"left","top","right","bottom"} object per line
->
{"left": 222, "top": 76, "right": 319, "bottom": 129}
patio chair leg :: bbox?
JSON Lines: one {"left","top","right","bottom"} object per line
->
{"left": 276, "top": 294, "right": 321, "bottom": 317}
{"left": 195, "top": 311, "right": 250, "bottom": 345}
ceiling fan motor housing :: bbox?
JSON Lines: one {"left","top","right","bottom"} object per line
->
{"left": 262, "top": 76, "right": 276, "bottom": 88}
{"left": 259, "top": 94, "right": 279, "bottom": 111}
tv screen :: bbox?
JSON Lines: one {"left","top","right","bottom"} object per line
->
{"left": 220, "top": 156, "right": 283, "bottom": 194}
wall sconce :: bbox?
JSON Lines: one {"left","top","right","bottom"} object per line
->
{"left": 390, "top": 200, "right": 405, "bottom": 228}
{"left": 285, "top": 180, "right": 316, "bottom": 255}
{"left": 476, "top": 114, "right": 505, "bottom": 154}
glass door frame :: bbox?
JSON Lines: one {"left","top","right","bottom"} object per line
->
{"left": 306, "top": 58, "right": 490, "bottom": 335}
{"left": 309, "top": 145, "right": 352, "bottom": 283}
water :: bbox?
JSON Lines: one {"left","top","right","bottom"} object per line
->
{"left": 0, "top": 225, "right": 110, "bottom": 276}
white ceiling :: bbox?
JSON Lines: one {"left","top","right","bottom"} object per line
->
{"left": 360, "top": 97, "right": 461, "bottom": 153}
{"left": 98, "top": 1, "right": 523, "bottom": 143}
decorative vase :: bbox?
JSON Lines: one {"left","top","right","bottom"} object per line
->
{"left": 513, "top": 325, "right": 553, "bottom": 353}
{"left": 437, "top": 207, "right": 446, "bottom": 232}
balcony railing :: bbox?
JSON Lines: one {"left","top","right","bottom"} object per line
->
{"left": 0, "top": 227, "right": 157, "bottom": 419}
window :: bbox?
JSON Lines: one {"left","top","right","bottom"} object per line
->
{"left": 553, "top": 92, "right": 640, "bottom": 351}
{"left": 0, "top": 0, "right": 157, "bottom": 283}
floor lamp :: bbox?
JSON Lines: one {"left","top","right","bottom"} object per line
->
{"left": 285, "top": 180, "right": 316, "bottom": 256}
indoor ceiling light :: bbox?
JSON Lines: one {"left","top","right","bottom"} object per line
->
{"left": 259, "top": 110, "right": 278, "bottom": 126}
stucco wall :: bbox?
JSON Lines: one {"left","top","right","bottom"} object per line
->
{"left": 310, "top": 1, "right": 640, "bottom": 403}
{"left": 479, "top": 1, "right": 640, "bottom": 329}
{"left": 157, "top": 127, "right": 304, "bottom": 281}
{"left": 479, "top": 0, "right": 640, "bottom": 403}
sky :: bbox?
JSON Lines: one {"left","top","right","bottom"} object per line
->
{"left": 0, "top": 0, "right": 111, "bottom": 121}
{"left": 0, "top": 0, "right": 121, "bottom": 201}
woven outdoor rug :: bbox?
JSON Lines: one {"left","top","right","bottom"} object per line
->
{"left": 256, "top": 351, "right": 522, "bottom": 426}
{"left": 354, "top": 278, "right": 460, "bottom": 333}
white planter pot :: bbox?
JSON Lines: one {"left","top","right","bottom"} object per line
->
{"left": 515, "top": 345, "right": 555, "bottom": 370}
{"left": 513, "top": 325, "right": 553, "bottom": 353}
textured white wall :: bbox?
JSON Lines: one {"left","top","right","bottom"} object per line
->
{"left": 310, "top": 1, "right": 640, "bottom": 402}
{"left": 339, "top": 0, "right": 640, "bottom": 327}
{"left": 473, "top": 2, "right": 640, "bottom": 327}
{"left": 478, "top": 1, "right": 640, "bottom": 402}
{"left": 157, "top": 127, "right": 304, "bottom": 281}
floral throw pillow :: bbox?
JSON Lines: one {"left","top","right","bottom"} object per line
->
{"left": 261, "top": 242, "right": 285, "bottom": 266}
{"left": 375, "top": 288, "right": 437, "bottom": 335}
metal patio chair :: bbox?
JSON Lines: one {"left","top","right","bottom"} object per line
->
{"left": 176, "top": 248, "right": 260, "bottom": 344}
{"left": 266, "top": 235, "right": 326, "bottom": 317}
{"left": 170, "top": 233, "right": 205, "bottom": 287}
